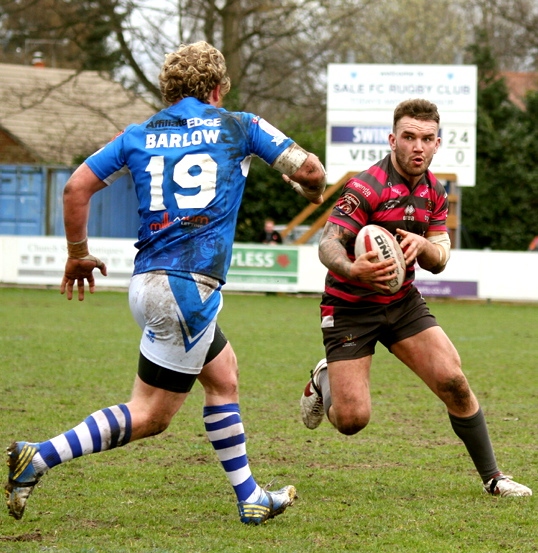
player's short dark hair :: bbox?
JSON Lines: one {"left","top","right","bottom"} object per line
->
{"left": 159, "top": 41, "right": 231, "bottom": 105}
{"left": 393, "top": 98, "right": 440, "bottom": 130}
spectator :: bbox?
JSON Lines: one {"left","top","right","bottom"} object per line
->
{"left": 259, "top": 218, "right": 283, "bottom": 245}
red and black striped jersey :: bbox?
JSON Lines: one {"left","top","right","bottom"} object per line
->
{"left": 323, "top": 154, "right": 448, "bottom": 305}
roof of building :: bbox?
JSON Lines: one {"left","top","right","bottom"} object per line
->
{"left": 0, "top": 63, "right": 157, "bottom": 165}
{"left": 2, "top": 63, "right": 536, "bottom": 166}
{"left": 502, "top": 71, "right": 538, "bottom": 110}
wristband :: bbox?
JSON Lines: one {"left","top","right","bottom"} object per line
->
{"left": 272, "top": 143, "right": 309, "bottom": 175}
{"left": 427, "top": 233, "right": 451, "bottom": 268}
{"left": 67, "top": 238, "right": 90, "bottom": 259}
{"left": 437, "top": 244, "right": 445, "bottom": 266}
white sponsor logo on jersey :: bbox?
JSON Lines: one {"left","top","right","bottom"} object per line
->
{"left": 258, "top": 118, "right": 288, "bottom": 146}
{"left": 145, "top": 130, "right": 220, "bottom": 149}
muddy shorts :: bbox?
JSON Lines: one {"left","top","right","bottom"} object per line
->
{"left": 129, "top": 271, "right": 225, "bottom": 392}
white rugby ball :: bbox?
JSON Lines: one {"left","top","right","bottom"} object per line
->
{"left": 355, "top": 225, "right": 406, "bottom": 295}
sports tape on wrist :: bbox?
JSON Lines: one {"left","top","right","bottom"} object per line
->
{"left": 67, "top": 237, "right": 90, "bottom": 259}
{"left": 272, "top": 143, "right": 309, "bottom": 175}
{"left": 427, "top": 233, "right": 451, "bottom": 267}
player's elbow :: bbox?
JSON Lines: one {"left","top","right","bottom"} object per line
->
{"left": 63, "top": 163, "right": 105, "bottom": 204}
{"left": 418, "top": 258, "right": 447, "bottom": 274}
{"left": 429, "top": 263, "right": 446, "bottom": 275}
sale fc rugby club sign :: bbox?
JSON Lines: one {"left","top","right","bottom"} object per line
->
{"left": 326, "top": 64, "right": 477, "bottom": 187}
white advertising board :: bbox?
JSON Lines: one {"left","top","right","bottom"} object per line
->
{"left": 326, "top": 64, "right": 477, "bottom": 186}
{"left": 2, "top": 237, "right": 538, "bottom": 302}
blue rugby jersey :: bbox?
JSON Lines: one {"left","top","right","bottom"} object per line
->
{"left": 85, "top": 97, "right": 293, "bottom": 282}
{"left": 324, "top": 154, "right": 449, "bottom": 304}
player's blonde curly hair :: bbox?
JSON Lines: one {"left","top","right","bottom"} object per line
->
{"left": 159, "top": 41, "right": 231, "bottom": 106}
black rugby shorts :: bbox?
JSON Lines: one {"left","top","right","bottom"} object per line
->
{"left": 321, "top": 287, "right": 438, "bottom": 362}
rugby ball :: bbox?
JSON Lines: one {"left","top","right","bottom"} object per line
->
{"left": 355, "top": 225, "right": 406, "bottom": 295}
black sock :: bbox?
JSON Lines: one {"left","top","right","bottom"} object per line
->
{"left": 318, "top": 367, "right": 332, "bottom": 416}
{"left": 448, "top": 407, "right": 499, "bottom": 482}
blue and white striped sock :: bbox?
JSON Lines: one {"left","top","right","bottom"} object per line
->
{"left": 32, "top": 404, "right": 132, "bottom": 473}
{"left": 203, "top": 403, "right": 262, "bottom": 503}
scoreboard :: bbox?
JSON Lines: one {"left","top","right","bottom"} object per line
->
{"left": 326, "top": 64, "right": 477, "bottom": 186}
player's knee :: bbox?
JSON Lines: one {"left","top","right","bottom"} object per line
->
{"left": 215, "top": 379, "right": 238, "bottom": 398}
{"left": 200, "top": 369, "right": 238, "bottom": 397}
{"left": 437, "top": 374, "right": 472, "bottom": 410}
{"left": 334, "top": 412, "right": 370, "bottom": 436}
{"left": 129, "top": 403, "right": 176, "bottom": 437}
{"left": 143, "top": 413, "right": 174, "bottom": 436}
{"left": 147, "top": 421, "right": 168, "bottom": 436}
{"left": 199, "top": 342, "right": 239, "bottom": 398}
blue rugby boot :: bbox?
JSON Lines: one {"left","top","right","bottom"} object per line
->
{"left": 5, "top": 442, "right": 43, "bottom": 520}
{"left": 237, "top": 485, "right": 297, "bottom": 525}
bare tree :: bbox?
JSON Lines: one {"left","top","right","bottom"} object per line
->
{"left": 462, "top": 0, "right": 538, "bottom": 70}
{"left": 335, "top": 0, "right": 468, "bottom": 65}
{"left": 0, "top": 0, "right": 123, "bottom": 69}
{"left": 2, "top": 0, "right": 536, "bottom": 124}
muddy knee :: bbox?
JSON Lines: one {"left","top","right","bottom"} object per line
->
{"left": 144, "top": 415, "right": 172, "bottom": 437}
{"left": 437, "top": 374, "right": 473, "bottom": 410}
{"left": 335, "top": 412, "right": 370, "bottom": 436}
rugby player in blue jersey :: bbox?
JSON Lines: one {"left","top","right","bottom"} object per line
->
{"left": 5, "top": 41, "right": 326, "bottom": 524}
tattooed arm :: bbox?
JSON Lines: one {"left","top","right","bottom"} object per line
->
{"left": 319, "top": 221, "right": 399, "bottom": 288}
{"left": 318, "top": 222, "right": 357, "bottom": 279}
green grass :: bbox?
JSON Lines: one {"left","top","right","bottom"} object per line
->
{"left": 0, "top": 287, "right": 536, "bottom": 552}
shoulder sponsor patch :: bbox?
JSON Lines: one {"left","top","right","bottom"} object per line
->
{"left": 336, "top": 192, "right": 361, "bottom": 216}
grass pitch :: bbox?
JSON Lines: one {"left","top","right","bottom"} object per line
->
{"left": 0, "top": 287, "right": 536, "bottom": 552}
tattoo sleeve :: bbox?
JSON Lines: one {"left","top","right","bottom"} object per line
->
{"left": 318, "top": 222, "right": 356, "bottom": 278}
